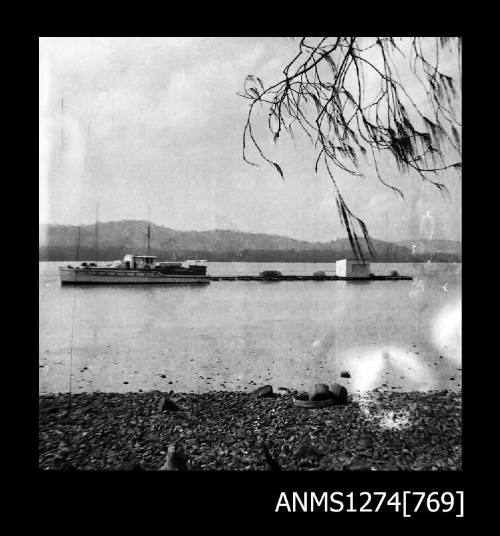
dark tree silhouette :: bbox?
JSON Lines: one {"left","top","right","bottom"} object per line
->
{"left": 240, "top": 37, "right": 461, "bottom": 260}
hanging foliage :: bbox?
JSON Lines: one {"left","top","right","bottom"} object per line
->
{"left": 240, "top": 37, "right": 462, "bottom": 260}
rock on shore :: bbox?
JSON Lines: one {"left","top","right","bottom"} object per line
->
{"left": 39, "top": 390, "right": 461, "bottom": 471}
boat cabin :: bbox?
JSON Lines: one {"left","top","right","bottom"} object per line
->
{"left": 123, "top": 254, "right": 157, "bottom": 270}
{"left": 156, "top": 259, "right": 208, "bottom": 275}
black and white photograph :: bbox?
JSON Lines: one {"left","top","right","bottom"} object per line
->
{"left": 39, "top": 37, "right": 462, "bottom": 479}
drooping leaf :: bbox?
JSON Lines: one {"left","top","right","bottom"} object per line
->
{"left": 272, "top": 162, "right": 284, "bottom": 180}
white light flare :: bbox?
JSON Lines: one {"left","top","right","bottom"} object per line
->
{"left": 336, "top": 347, "right": 385, "bottom": 392}
{"left": 432, "top": 298, "right": 462, "bottom": 365}
{"left": 388, "top": 351, "right": 435, "bottom": 391}
{"left": 333, "top": 345, "right": 435, "bottom": 392}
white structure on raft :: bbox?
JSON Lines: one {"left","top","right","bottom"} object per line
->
{"left": 335, "top": 258, "right": 370, "bottom": 278}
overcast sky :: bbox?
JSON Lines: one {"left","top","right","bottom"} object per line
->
{"left": 39, "top": 37, "right": 461, "bottom": 242}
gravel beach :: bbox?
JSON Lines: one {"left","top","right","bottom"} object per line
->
{"left": 39, "top": 389, "right": 461, "bottom": 471}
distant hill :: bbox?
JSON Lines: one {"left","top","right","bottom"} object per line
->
{"left": 39, "top": 220, "right": 462, "bottom": 262}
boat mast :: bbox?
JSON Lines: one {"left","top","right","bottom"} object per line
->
{"left": 385, "top": 209, "right": 389, "bottom": 263}
{"left": 147, "top": 205, "right": 151, "bottom": 256}
{"left": 95, "top": 202, "right": 99, "bottom": 261}
{"left": 75, "top": 121, "right": 91, "bottom": 262}
{"left": 61, "top": 93, "right": 64, "bottom": 152}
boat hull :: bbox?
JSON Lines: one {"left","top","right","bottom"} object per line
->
{"left": 59, "top": 268, "right": 210, "bottom": 285}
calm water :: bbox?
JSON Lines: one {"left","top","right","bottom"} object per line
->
{"left": 39, "top": 261, "right": 462, "bottom": 395}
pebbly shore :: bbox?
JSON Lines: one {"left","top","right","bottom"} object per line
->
{"left": 39, "top": 389, "right": 461, "bottom": 471}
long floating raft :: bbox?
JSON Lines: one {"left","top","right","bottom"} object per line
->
{"left": 209, "top": 275, "right": 412, "bottom": 282}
